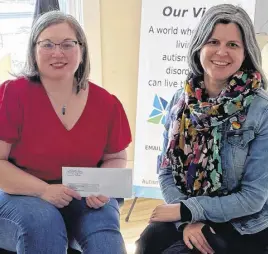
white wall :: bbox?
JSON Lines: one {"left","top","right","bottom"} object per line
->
{"left": 255, "top": 0, "right": 268, "bottom": 34}
{"left": 83, "top": 0, "right": 103, "bottom": 86}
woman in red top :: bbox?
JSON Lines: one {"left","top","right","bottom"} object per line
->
{"left": 0, "top": 11, "right": 131, "bottom": 254}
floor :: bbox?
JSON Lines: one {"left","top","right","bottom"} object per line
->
{"left": 120, "top": 198, "right": 164, "bottom": 254}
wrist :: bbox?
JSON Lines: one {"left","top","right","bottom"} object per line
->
{"left": 36, "top": 182, "right": 49, "bottom": 198}
{"left": 180, "top": 202, "right": 192, "bottom": 222}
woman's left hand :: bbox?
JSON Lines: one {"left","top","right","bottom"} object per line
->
{"left": 149, "top": 204, "right": 181, "bottom": 223}
{"left": 86, "top": 195, "right": 110, "bottom": 209}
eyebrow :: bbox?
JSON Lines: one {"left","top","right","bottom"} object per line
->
{"left": 228, "top": 40, "right": 242, "bottom": 44}
{"left": 41, "top": 38, "right": 77, "bottom": 42}
{"left": 63, "top": 38, "right": 77, "bottom": 41}
{"left": 209, "top": 37, "right": 242, "bottom": 44}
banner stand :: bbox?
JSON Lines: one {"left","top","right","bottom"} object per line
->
{"left": 125, "top": 197, "right": 138, "bottom": 222}
{"left": 124, "top": 186, "right": 164, "bottom": 222}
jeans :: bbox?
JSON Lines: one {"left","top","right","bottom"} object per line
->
{"left": 0, "top": 191, "right": 126, "bottom": 254}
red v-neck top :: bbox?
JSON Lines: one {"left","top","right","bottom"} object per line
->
{"left": 0, "top": 77, "right": 132, "bottom": 180}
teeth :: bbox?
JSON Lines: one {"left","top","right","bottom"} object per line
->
{"left": 52, "top": 63, "right": 65, "bottom": 67}
{"left": 212, "top": 61, "right": 229, "bottom": 66}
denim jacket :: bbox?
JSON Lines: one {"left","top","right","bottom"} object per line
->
{"left": 158, "top": 88, "right": 268, "bottom": 235}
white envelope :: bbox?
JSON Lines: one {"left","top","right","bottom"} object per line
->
{"left": 62, "top": 167, "right": 133, "bottom": 198}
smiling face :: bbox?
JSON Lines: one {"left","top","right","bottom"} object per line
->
{"left": 35, "top": 22, "right": 82, "bottom": 82}
{"left": 200, "top": 22, "right": 245, "bottom": 87}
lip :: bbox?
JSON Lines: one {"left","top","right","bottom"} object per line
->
{"left": 50, "top": 63, "right": 67, "bottom": 69}
{"left": 211, "top": 60, "right": 230, "bottom": 67}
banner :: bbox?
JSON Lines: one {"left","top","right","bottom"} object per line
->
{"left": 134, "top": 0, "right": 256, "bottom": 199}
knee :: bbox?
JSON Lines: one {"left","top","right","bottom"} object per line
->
{"left": 0, "top": 194, "right": 68, "bottom": 251}
{"left": 136, "top": 222, "right": 172, "bottom": 249}
{"left": 135, "top": 223, "right": 159, "bottom": 252}
{"left": 100, "top": 199, "right": 121, "bottom": 230}
{"left": 138, "top": 222, "right": 162, "bottom": 242}
{"left": 13, "top": 198, "right": 67, "bottom": 238}
{"left": 79, "top": 230, "right": 126, "bottom": 254}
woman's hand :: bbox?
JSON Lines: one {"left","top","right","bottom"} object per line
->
{"left": 40, "top": 184, "right": 81, "bottom": 208}
{"left": 183, "top": 223, "right": 215, "bottom": 254}
{"left": 149, "top": 204, "right": 181, "bottom": 223}
{"left": 86, "top": 195, "right": 110, "bottom": 209}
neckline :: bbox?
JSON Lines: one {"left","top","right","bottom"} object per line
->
{"left": 41, "top": 84, "right": 90, "bottom": 132}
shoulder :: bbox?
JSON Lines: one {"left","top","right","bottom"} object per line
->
{"left": 164, "top": 88, "right": 184, "bottom": 129}
{"left": 168, "top": 88, "right": 185, "bottom": 113}
{"left": 256, "top": 88, "right": 268, "bottom": 102}
{"left": 247, "top": 89, "right": 268, "bottom": 132}
{"left": 88, "top": 81, "right": 122, "bottom": 107}
{"left": 250, "top": 89, "right": 268, "bottom": 113}
{"left": 0, "top": 77, "right": 33, "bottom": 95}
{"left": 170, "top": 88, "right": 184, "bottom": 106}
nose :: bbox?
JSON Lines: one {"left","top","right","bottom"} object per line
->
{"left": 216, "top": 45, "right": 228, "bottom": 56}
{"left": 51, "top": 45, "right": 64, "bottom": 56}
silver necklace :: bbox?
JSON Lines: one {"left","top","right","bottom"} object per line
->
{"left": 62, "top": 104, "right": 67, "bottom": 115}
{"left": 45, "top": 90, "right": 74, "bottom": 116}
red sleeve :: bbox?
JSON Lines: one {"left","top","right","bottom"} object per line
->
{"left": 0, "top": 80, "right": 23, "bottom": 144}
{"left": 105, "top": 95, "right": 132, "bottom": 153}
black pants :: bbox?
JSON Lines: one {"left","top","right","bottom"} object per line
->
{"left": 135, "top": 222, "right": 194, "bottom": 254}
{"left": 135, "top": 222, "right": 268, "bottom": 254}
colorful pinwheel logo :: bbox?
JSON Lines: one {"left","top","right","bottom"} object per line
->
{"left": 148, "top": 95, "right": 168, "bottom": 125}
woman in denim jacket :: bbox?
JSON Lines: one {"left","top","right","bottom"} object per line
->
{"left": 135, "top": 4, "right": 268, "bottom": 254}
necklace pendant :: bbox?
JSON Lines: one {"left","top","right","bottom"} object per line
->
{"left": 62, "top": 105, "right": 66, "bottom": 115}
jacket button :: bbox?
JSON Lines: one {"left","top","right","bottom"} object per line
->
{"left": 241, "top": 227, "right": 245, "bottom": 231}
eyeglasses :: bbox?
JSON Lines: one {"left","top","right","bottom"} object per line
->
{"left": 36, "top": 40, "right": 82, "bottom": 51}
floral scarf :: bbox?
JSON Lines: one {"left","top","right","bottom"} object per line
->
{"left": 163, "top": 70, "right": 262, "bottom": 196}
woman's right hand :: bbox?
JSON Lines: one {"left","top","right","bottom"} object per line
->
{"left": 183, "top": 222, "right": 215, "bottom": 254}
{"left": 40, "top": 184, "right": 81, "bottom": 208}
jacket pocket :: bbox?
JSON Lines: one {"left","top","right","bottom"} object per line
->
{"left": 227, "top": 127, "right": 255, "bottom": 149}
{"left": 225, "top": 127, "right": 255, "bottom": 178}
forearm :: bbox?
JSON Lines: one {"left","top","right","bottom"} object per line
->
{"left": 0, "top": 160, "right": 48, "bottom": 197}
{"left": 181, "top": 187, "right": 268, "bottom": 223}
{"left": 101, "top": 150, "right": 127, "bottom": 168}
{"left": 100, "top": 158, "right": 127, "bottom": 168}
